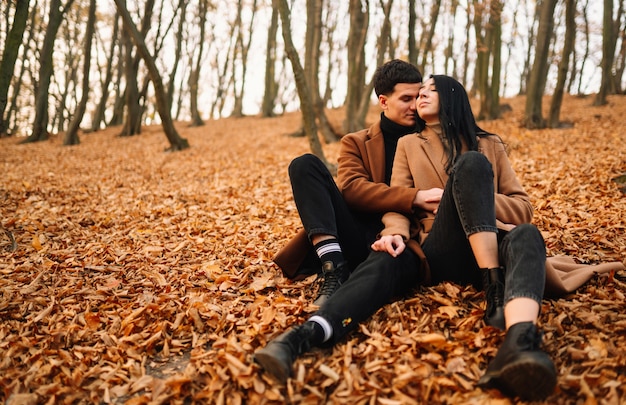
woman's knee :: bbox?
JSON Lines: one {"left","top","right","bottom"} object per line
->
{"left": 503, "top": 224, "right": 545, "bottom": 253}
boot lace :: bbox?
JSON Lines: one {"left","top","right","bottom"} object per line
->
{"left": 315, "top": 263, "right": 347, "bottom": 300}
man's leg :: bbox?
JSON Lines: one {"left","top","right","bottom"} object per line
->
{"left": 254, "top": 250, "right": 420, "bottom": 382}
{"left": 288, "top": 154, "right": 371, "bottom": 304}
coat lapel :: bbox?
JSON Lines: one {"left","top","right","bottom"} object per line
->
{"left": 419, "top": 132, "right": 448, "bottom": 187}
{"left": 365, "top": 122, "right": 386, "bottom": 183}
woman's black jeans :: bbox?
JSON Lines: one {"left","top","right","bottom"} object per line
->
{"left": 422, "top": 151, "right": 545, "bottom": 304}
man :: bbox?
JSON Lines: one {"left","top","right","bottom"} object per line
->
{"left": 273, "top": 59, "right": 423, "bottom": 306}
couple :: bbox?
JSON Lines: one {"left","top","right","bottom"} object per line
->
{"left": 255, "top": 60, "right": 559, "bottom": 401}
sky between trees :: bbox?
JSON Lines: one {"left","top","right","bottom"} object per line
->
{"left": 0, "top": 0, "right": 624, "bottom": 147}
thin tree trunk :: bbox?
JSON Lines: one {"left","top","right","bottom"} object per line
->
{"left": 594, "top": 0, "right": 620, "bottom": 105}
{"left": 307, "top": 0, "right": 338, "bottom": 143}
{"left": 22, "top": 0, "right": 76, "bottom": 143}
{"left": 91, "top": 13, "right": 119, "bottom": 132}
{"left": 548, "top": 0, "right": 576, "bottom": 127}
{"left": 166, "top": 0, "right": 187, "bottom": 113}
{"left": 356, "top": 0, "right": 393, "bottom": 127}
{"left": 524, "top": 0, "right": 557, "bottom": 129}
{"left": 113, "top": 0, "right": 189, "bottom": 151}
{"left": 275, "top": 0, "right": 328, "bottom": 167}
{"left": 343, "top": 0, "right": 369, "bottom": 133}
{"left": 189, "top": 1, "right": 208, "bottom": 126}
{"left": 0, "top": 0, "right": 29, "bottom": 137}
{"left": 64, "top": 0, "right": 96, "bottom": 145}
{"left": 408, "top": 0, "right": 417, "bottom": 65}
{"left": 262, "top": 4, "right": 279, "bottom": 117}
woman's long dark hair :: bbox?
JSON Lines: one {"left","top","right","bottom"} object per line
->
{"left": 418, "top": 75, "right": 495, "bottom": 173}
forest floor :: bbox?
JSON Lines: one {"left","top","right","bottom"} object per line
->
{"left": 0, "top": 94, "right": 625, "bottom": 404}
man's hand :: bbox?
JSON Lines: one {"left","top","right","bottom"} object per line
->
{"left": 413, "top": 188, "right": 443, "bottom": 214}
{"left": 371, "top": 235, "right": 406, "bottom": 257}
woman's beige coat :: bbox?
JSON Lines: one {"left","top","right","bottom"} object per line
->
{"left": 380, "top": 129, "right": 532, "bottom": 243}
{"left": 379, "top": 128, "right": 624, "bottom": 296}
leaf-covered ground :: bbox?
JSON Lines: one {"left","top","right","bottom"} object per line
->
{"left": 0, "top": 94, "right": 625, "bottom": 404}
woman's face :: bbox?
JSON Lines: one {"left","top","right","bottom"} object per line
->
{"left": 416, "top": 78, "right": 440, "bottom": 123}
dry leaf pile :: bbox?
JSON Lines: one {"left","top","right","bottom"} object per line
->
{"left": 0, "top": 94, "right": 624, "bottom": 404}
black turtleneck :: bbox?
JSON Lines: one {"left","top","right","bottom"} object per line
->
{"left": 380, "top": 113, "right": 417, "bottom": 184}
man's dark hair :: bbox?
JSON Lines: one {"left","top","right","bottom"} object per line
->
{"left": 373, "top": 59, "right": 422, "bottom": 96}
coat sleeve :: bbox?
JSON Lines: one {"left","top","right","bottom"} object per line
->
{"left": 338, "top": 132, "right": 417, "bottom": 214}
{"left": 380, "top": 138, "right": 413, "bottom": 239}
{"left": 487, "top": 137, "right": 534, "bottom": 225}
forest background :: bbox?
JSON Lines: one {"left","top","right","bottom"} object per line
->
{"left": 0, "top": 0, "right": 625, "bottom": 404}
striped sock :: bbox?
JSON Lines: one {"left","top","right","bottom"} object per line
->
{"left": 314, "top": 238, "right": 344, "bottom": 268}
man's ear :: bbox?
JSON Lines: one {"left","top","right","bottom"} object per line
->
{"left": 379, "top": 94, "right": 388, "bottom": 110}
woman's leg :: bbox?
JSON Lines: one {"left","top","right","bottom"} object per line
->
{"left": 478, "top": 224, "right": 556, "bottom": 401}
{"left": 422, "top": 151, "right": 499, "bottom": 287}
{"left": 499, "top": 224, "right": 546, "bottom": 327}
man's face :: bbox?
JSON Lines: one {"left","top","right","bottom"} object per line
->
{"left": 379, "top": 82, "right": 421, "bottom": 127}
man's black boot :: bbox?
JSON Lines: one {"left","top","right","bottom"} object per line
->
{"left": 254, "top": 322, "right": 321, "bottom": 383}
{"left": 478, "top": 321, "right": 557, "bottom": 401}
{"left": 313, "top": 261, "right": 349, "bottom": 306}
{"left": 481, "top": 266, "right": 505, "bottom": 329}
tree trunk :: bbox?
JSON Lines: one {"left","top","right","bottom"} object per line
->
{"left": 189, "top": 1, "right": 208, "bottom": 126}
{"left": 113, "top": 0, "right": 189, "bottom": 151}
{"left": 0, "top": 0, "right": 29, "bottom": 137}
{"left": 343, "top": 0, "right": 369, "bottom": 133}
{"left": 231, "top": 0, "right": 257, "bottom": 118}
{"left": 594, "top": 0, "right": 619, "bottom": 105}
{"left": 524, "top": 0, "right": 557, "bottom": 129}
{"left": 64, "top": 0, "right": 96, "bottom": 145}
{"left": 166, "top": 0, "right": 187, "bottom": 114}
{"left": 408, "top": 0, "right": 418, "bottom": 65}
{"left": 548, "top": 0, "right": 576, "bottom": 128}
{"left": 417, "top": 0, "right": 441, "bottom": 72}
{"left": 356, "top": 0, "right": 393, "bottom": 128}
{"left": 262, "top": 4, "right": 279, "bottom": 117}
{"left": 22, "top": 0, "right": 76, "bottom": 143}
{"left": 275, "top": 0, "right": 328, "bottom": 167}
{"left": 91, "top": 13, "right": 119, "bottom": 132}
{"left": 306, "top": 0, "right": 338, "bottom": 143}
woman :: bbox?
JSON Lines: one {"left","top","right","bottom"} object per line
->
{"left": 372, "top": 75, "right": 556, "bottom": 401}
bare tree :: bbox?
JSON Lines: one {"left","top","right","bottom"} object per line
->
{"left": 305, "top": 0, "right": 339, "bottom": 143}
{"left": 22, "top": 0, "right": 76, "bottom": 143}
{"left": 189, "top": 1, "right": 209, "bottom": 126}
{"left": 343, "top": 0, "right": 369, "bottom": 133}
{"left": 524, "top": 0, "right": 558, "bottom": 129}
{"left": 594, "top": 0, "right": 622, "bottom": 105}
{"left": 231, "top": 0, "right": 258, "bottom": 118}
{"left": 64, "top": 0, "right": 96, "bottom": 145}
{"left": 114, "top": 0, "right": 189, "bottom": 151}
{"left": 262, "top": 3, "right": 279, "bottom": 118}
{"left": 417, "top": 0, "right": 442, "bottom": 73}
{"left": 355, "top": 0, "right": 393, "bottom": 128}
{"left": 548, "top": 0, "right": 576, "bottom": 127}
{"left": 274, "top": 0, "right": 328, "bottom": 167}
{"left": 473, "top": 0, "right": 503, "bottom": 120}
{"left": 0, "top": 0, "right": 29, "bottom": 137}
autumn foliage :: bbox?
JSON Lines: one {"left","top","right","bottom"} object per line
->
{"left": 0, "top": 94, "right": 625, "bottom": 404}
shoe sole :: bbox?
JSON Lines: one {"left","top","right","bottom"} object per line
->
{"left": 478, "top": 356, "right": 557, "bottom": 401}
{"left": 253, "top": 351, "right": 291, "bottom": 384}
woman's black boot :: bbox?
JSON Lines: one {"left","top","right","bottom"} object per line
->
{"left": 254, "top": 321, "right": 322, "bottom": 383}
{"left": 481, "top": 267, "right": 505, "bottom": 329}
{"left": 478, "top": 321, "right": 557, "bottom": 401}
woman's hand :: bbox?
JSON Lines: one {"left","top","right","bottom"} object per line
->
{"left": 371, "top": 235, "right": 406, "bottom": 257}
